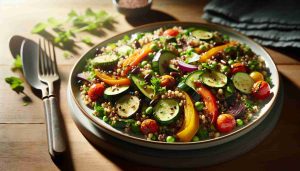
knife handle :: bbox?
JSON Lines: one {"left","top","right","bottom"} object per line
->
{"left": 43, "top": 98, "right": 54, "bottom": 157}
{"left": 48, "top": 96, "right": 66, "bottom": 156}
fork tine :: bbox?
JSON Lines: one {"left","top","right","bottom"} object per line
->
{"left": 38, "top": 39, "right": 45, "bottom": 75}
{"left": 46, "top": 39, "right": 53, "bottom": 75}
{"left": 43, "top": 38, "right": 49, "bottom": 75}
{"left": 50, "top": 41, "right": 58, "bottom": 75}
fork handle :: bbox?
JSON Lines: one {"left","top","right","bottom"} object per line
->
{"left": 48, "top": 96, "right": 66, "bottom": 156}
{"left": 43, "top": 98, "right": 54, "bottom": 157}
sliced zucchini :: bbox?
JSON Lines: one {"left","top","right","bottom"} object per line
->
{"left": 131, "top": 75, "right": 155, "bottom": 99}
{"left": 177, "top": 81, "right": 193, "bottom": 92}
{"left": 232, "top": 72, "right": 254, "bottom": 94}
{"left": 104, "top": 85, "right": 129, "bottom": 97}
{"left": 192, "top": 30, "right": 213, "bottom": 40}
{"left": 116, "top": 95, "right": 140, "bottom": 118}
{"left": 154, "top": 99, "right": 180, "bottom": 124}
{"left": 202, "top": 71, "right": 227, "bottom": 88}
{"left": 91, "top": 54, "right": 119, "bottom": 68}
{"left": 152, "top": 50, "right": 177, "bottom": 75}
{"left": 185, "top": 70, "right": 204, "bottom": 90}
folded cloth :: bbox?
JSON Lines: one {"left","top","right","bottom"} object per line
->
{"left": 202, "top": 0, "right": 300, "bottom": 48}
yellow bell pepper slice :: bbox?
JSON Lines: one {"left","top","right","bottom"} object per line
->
{"left": 199, "top": 41, "right": 237, "bottom": 62}
{"left": 176, "top": 91, "right": 200, "bottom": 142}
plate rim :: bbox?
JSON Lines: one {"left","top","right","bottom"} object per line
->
{"left": 68, "top": 21, "right": 280, "bottom": 149}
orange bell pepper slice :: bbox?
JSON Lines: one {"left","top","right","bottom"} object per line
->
{"left": 121, "top": 43, "right": 153, "bottom": 76}
{"left": 199, "top": 41, "right": 237, "bottom": 62}
{"left": 176, "top": 91, "right": 200, "bottom": 142}
{"left": 95, "top": 70, "right": 131, "bottom": 86}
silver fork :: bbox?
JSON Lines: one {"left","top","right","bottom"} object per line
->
{"left": 38, "top": 39, "right": 66, "bottom": 157}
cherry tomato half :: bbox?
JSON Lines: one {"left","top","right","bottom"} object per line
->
{"left": 216, "top": 114, "right": 236, "bottom": 133}
{"left": 163, "top": 29, "right": 179, "bottom": 37}
{"left": 231, "top": 63, "right": 247, "bottom": 74}
{"left": 140, "top": 119, "right": 159, "bottom": 135}
{"left": 252, "top": 81, "right": 270, "bottom": 100}
{"left": 88, "top": 83, "right": 105, "bottom": 101}
{"left": 249, "top": 71, "right": 264, "bottom": 82}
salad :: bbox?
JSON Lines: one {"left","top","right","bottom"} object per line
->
{"left": 77, "top": 26, "right": 272, "bottom": 142}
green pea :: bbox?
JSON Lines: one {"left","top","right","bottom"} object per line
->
{"left": 209, "top": 61, "right": 217, "bottom": 70}
{"left": 131, "top": 122, "right": 140, "bottom": 134}
{"left": 195, "top": 101, "right": 204, "bottom": 111}
{"left": 236, "top": 119, "right": 244, "bottom": 126}
{"left": 103, "top": 116, "right": 109, "bottom": 123}
{"left": 151, "top": 134, "right": 157, "bottom": 141}
{"left": 145, "top": 106, "right": 153, "bottom": 115}
{"left": 166, "top": 136, "right": 175, "bottom": 143}
{"left": 140, "top": 61, "right": 148, "bottom": 67}
{"left": 228, "top": 59, "right": 234, "bottom": 65}
{"left": 199, "top": 45, "right": 207, "bottom": 51}
{"left": 192, "top": 136, "right": 200, "bottom": 142}
{"left": 150, "top": 43, "right": 159, "bottom": 51}
{"left": 221, "top": 65, "right": 229, "bottom": 73}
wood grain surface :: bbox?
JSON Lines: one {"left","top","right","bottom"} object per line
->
{"left": 0, "top": 0, "right": 299, "bottom": 170}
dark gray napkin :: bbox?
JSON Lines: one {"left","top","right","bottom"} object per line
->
{"left": 203, "top": 0, "right": 300, "bottom": 48}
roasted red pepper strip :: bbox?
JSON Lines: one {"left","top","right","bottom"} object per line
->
{"left": 195, "top": 83, "right": 219, "bottom": 124}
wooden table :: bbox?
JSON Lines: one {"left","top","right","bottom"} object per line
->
{"left": 1, "top": 0, "right": 300, "bottom": 170}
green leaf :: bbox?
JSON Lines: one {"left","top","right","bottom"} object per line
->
{"left": 63, "top": 51, "right": 72, "bottom": 58}
{"left": 82, "top": 36, "right": 94, "bottom": 45}
{"left": 31, "top": 22, "right": 47, "bottom": 33}
{"left": 11, "top": 55, "right": 22, "bottom": 71}
{"left": 68, "top": 10, "right": 78, "bottom": 18}
{"left": 85, "top": 8, "right": 95, "bottom": 16}
{"left": 5, "top": 76, "right": 24, "bottom": 94}
{"left": 47, "top": 17, "right": 61, "bottom": 28}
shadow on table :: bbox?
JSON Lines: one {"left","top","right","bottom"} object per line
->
{"left": 125, "top": 9, "right": 177, "bottom": 27}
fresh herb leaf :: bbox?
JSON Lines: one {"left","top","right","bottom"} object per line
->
{"left": 63, "top": 51, "right": 72, "bottom": 58}
{"left": 11, "top": 55, "right": 22, "bottom": 71}
{"left": 31, "top": 22, "right": 47, "bottom": 33}
{"left": 150, "top": 77, "right": 166, "bottom": 95}
{"left": 82, "top": 36, "right": 94, "bottom": 46}
{"left": 245, "top": 99, "right": 254, "bottom": 109}
{"left": 94, "top": 103, "right": 106, "bottom": 118}
{"left": 265, "top": 76, "right": 273, "bottom": 87}
{"left": 47, "top": 17, "right": 62, "bottom": 28}
{"left": 5, "top": 76, "right": 24, "bottom": 94}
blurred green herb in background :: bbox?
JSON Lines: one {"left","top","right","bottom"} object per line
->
{"left": 32, "top": 8, "right": 115, "bottom": 47}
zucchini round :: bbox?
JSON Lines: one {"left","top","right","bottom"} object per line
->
{"left": 191, "top": 30, "right": 213, "bottom": 40}
{"left": 104, "top": 85, "right": 129, "bottom": 97}
{"left": 91, "top": 54, "right": 119, "bottom": 68}
{"left": 232, "top": 72, "right": 254, "bottom": 94}
{"left": 185, "top": 70, "right": 204, "bottom": 90}
{"left": 116, "top": 95, "right": 140, "bottom": 118}
{"left": 202, "top": 71, "right": 227, "bottom": 88}
{"left": 131, "top": 75, "right": 156, "bottom": 99}
{"left": 154, "top": 99, "right": 180, "bottom": 124}
{"left": 152, "top": 50, "right": 177, "bottom": 75}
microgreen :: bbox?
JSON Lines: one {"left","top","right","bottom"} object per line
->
{"left": 5, "top": 76, "right": 24, "bottom": 94}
